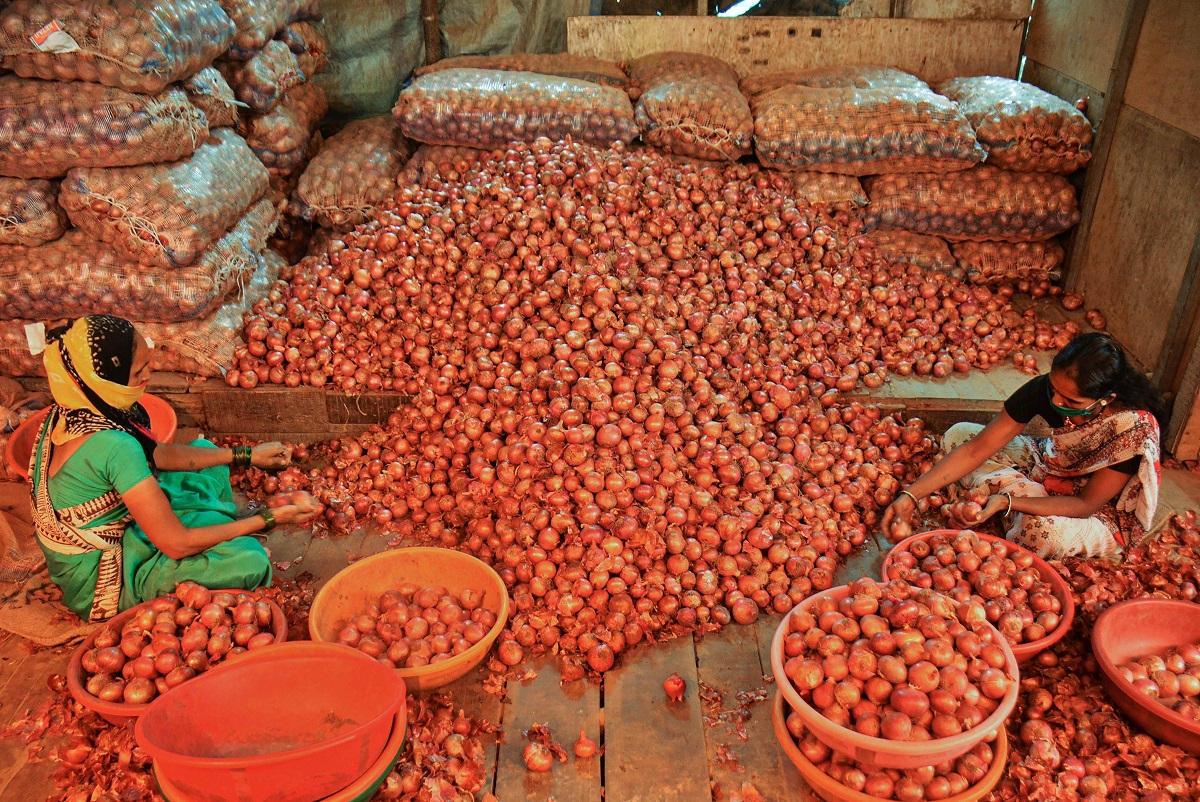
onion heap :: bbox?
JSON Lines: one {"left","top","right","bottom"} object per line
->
{"left": 884, "top": 530, "right": 1066, "bottom": 647}
{"left": 335, "top": 584, "right": 496, "bottom": 669}
{"left": 78, "top": 583, "right": 277, "bottom": 707}
{"left": 783, "top": 711, "right": 999, "bottom": 800}
{"left": 780, "top": 578, "right": 1015, "bottom": 742}
{"left": 375, "top": 695, "right": 494, "bottom": 800}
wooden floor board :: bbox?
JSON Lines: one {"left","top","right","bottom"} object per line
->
{"left": 438, "top": 659, "right": 505, "bottom": 800}
{"left": 298, "top": 532, "right": 359, "bottom": 592}
{"left": 604, "top": 634, "right": 710, "bottom": 802}
{"left": 0, "top": 647, "right": 67, "bottom": 798}
{"left": 493, "top": 656, "right": 601, "bottom": 802}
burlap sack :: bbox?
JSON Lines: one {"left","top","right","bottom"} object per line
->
{"left": 869, "top": 230, "right": 960, "bottom": 276}
{"left": 627, "top": 52, "right": 753, "bottom": 161}
{"left": 0, "top": 76, "right": 209, "bottom": 179}
{"left": 753, "top": 85, "right": 985, "bottom": 175}
{"left": 219, "top": 40, "right": 305, "bottom": 114}
{"left": 394, "top": 68, "right": 638, "bottom": 149}
{"left": 951, "top": 240, "right": 1066, "bottom": 286}
{"left": 416, "top": 53, "right": 630, "bottom": 93}
{"left": 241, "top": 82, "right": 329, "bottom": 173}
{"left": 935, "top": 76, "right": 1093, "bottom": 174}
{"left": 183, "top": 67, "right": 242, "bottom": 130}
{"left": 787, "top": 172, "right": 867, "bottom": 206}
{"left": 59, "top": 129, "right": 269, "bottom": 270}
{"left": 863, "top": 166, "right": 1080, "bottom": 242}
{"left": 0, "top": 197, "right": 278, "bottom": 323}
{"left": 0, "top": 178, "right": 65, "bottom": 246}
{"left": 0, "top": 0, "right": 234, "bottom": 93}
{"left": 292, "top": 116, "right": 410, "bottom": 230}
{"left": 741, "top": 65, "right": 930, "bottom": 99}
{"left": 277, "top": 21, "right": 328, "bottom": 79}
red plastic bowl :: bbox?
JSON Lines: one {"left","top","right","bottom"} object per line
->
{"left": 136, "top": 642, "right": 407, "bottom": 802}
{"left": 771, "top": 690, "right": 1008, "bottom": 802}
{"left": 1092, "top": 598, "right": 1200, "bottom": 755}
{"left": 5, "top": 393, "right": 177, "bottom": 481}
{"left": 882, "top": 529, "right": 1075, "bottom": 664}
{"left": 770, "top": 581, "right": 1020, "bottom": 770}
{"left": 67, "top": 589, "right": 286, "bottom": 726}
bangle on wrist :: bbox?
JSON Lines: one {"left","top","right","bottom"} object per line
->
{"left": 1003, "top": 493, "right": 1013, "bottom": 516}
{"left": 898, "top": 489, "right": 919, "bottom": 506}
{"left": 232, "top": 445, "right": 253, "bottom": 469}
{"left": 256, "top": 507, "right": 276, "bottom": 532}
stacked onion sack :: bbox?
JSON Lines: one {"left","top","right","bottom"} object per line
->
{"left": 0, "top": 0, "right": 293, "bottom": 381}
{"left": 863, "top": 75, "right": 1092, "bottom": 295}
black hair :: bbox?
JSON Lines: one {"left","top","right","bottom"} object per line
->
{"left": 1052, "top": 333, "right": 1170, "bottom": 437}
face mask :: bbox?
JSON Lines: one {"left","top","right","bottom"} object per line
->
{"left": 1046, "top": 383, "right": 1107, "bottom": 417}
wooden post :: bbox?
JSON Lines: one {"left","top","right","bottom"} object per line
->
{"left": 421, "top": 0, "right": 442, "bottom": 65}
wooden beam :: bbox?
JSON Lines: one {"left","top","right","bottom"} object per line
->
{"left": 421, "top": 0, "right": 442, "bottom": 65}
{"left": 568, "top": 16, "right": 1024, "bottom": 82}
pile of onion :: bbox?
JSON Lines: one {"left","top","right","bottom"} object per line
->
{"left": 884, "top": 529, "right": 1066, "bottom": 646}
{"left": 1118, "top": 642, "right": 1200, "bottom": 720}
{"left": 336, "top": 583, "right": 495, "bottom": 669}
{"left": 780, "top": 578, "right": 1015, "bottom": 741}
{"left": 784, "top": 709, "right": 999, "bottom": 800}
{"left": 78, "top": 583, "right": 277, "bottom": 706}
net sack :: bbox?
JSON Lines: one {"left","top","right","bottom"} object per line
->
{"left": 952, "top": 240, "right": 1066, "bottom": 285}
{"left": 268, "top": 131, "right": 321, "bottom": 196}
{"left": 142, "top": 250, "right": 284, "bottom": 376}
{"left": 0, "top": 324, "right": 43, "bottom": 376}
{"left": 241, "top": 82, "right": 328, "bottom": 173}
{"left": 0, "top": 0, "right": 234, "bottom": 93}
{"left": 627, "top": 52, "right": 753, "bottom": 161}
{"left": 217, "top": 0, "right": 308, "bottom": 61}
{"left": 786, "top": 172, "right": 867, "bottom": 206}
{"left": 863, "top": 166, "right": 1080, "bottom": 242}
{"left": 935, "top": 76, "right": 1093, "bottom": 174}
{"left": 753, "top": 85, "right": 985, "bottom": 175}
{"left": 59, "top": 129, "right": 269, "bottom": 270}
{"left": 218, "top": 40, "right": 304, "bottom": 114}
{"left": 0, "top": 196, "right": 278, "bottom": 323}
{"left": 0, "top": 178, "right": 65, "bottom": 246}
{"left": 394, "top": 68, "right": 638, "bottom": 150}
{"left": 0, "top": 76, "right": 209, "bottom": 179}
{"left": 869, "top": 230, "right": 959, "bottom": 276}
{"left": 416, "top": 54, "right": 630, "bottom": 93}
{"left": 183, "top": 67, "right": 242, "bottom": 130}
{"left": 741, "top": 64, "right": 929, "bottom": 99}
{"left": 277, "top": 21, "right": 327, "bottom": 79}
{"left": 292, "top": 115, "right": 409, "bottom": 230}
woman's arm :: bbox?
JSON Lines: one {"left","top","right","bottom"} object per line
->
{"left": 152, "top": 442, "right": 293, "bottom": 472}
{"left": 971, "top": 467, "right": 1131, "bottom": 523}
{"left": 121, "top": 477, "right": 316, "bottom": 560}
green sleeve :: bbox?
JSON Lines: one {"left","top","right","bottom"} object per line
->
{"left": 93, "top": 431, "right": 154, "bottom": 495}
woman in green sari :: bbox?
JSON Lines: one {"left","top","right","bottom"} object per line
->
{"left": 29, "top": 315, "right": 318, "bottom": 622}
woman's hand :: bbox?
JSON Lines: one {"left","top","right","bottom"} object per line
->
{"left": 881, "top": 493, "right": 917, "bottom": 541}
{"left": 251, "top": 442, "right": 293, "bottom": 470}
{"left": 267, "top": 491, "right": 320, "bottom": 526}
{"left": 961, "top": 494, "right": 1010, "bottom": 526}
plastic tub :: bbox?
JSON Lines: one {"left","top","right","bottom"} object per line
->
{"left": 882, "top": 529, "right": 1075, "bottom": 664}
{"left": 136, "top": 641, "right": 406, "bottom": 802}
{"left": 154, "top": 706, "right": 407, "bottom": 802}
{"left": 770, "top": 581, "right": 1020, "bottom": 770}
{"left": 6, "top": 393, "right": 177, "bottom": 481}
{"left": 771, "top": 690, "right": 1007, "bottom": 802}
{"left": 67, "top": 589, "right": 287, "bottom": 726}
{"left": 1093, "top": 598, "right": 1200, "bottom": 755}
{"left": 309, "top": 547, "right": 509, "bottom": 692}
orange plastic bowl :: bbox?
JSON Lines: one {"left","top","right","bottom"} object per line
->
{"left": 67, "top": 589, "right": 286, "bottom": 726}
{"left": 136, "top": 642, "right": 406, "bottom": 802}
{"left": 771, "top": 690, "right": 1007, "bottom": 802}
{"left": 154, "top": 701, "right": 408, "bottom": 802}
{"left": 770, "top": 581, "right": 1020, "bottom": 769}
{"left": 309, "top": 547, "right": 509, "bottom": 692}
{"left": 882, "top": 529, "right": 1075, "bottom": 664}
{"left": 6, "top": 393, "right": 177, "bottom": 481}
{"left": 1093, "top": 598, "right": 1200, "bottom": 755}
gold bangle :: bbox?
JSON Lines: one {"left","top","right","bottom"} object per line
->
{"left": 1003, "top": 494, "right": 1013, "bottom": 516}
{"left": 899, "top": 489, "right": 920, "bottom": 506}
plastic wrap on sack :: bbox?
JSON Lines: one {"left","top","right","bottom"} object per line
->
{"left": 786, "top": 171, "right": 867, "bottom": 207}
{"left": 416, "top": 53, "right": 630, "bottom": 93}
{"left": 753, "top": 85, "right": 985, "bottom": 175}
{"left": 741, "top": 64, "right": 930, "bottom": 99}
{"left": 869, "top": 230, "right": 960, "bottom": 276}
{"left": 241, "top": 82, "right": 328, "bottom": 172}
{"left": 293, "top": 115, "right": 410, "bottom": 230}
{"left": 219, "top": 40, "right": 305, "bottom": 113}
{"left": 393, "top": 68, "right": 638, "bottom": 149}
{"left": 276, "top": 21, "right": 327, "bottom": 78}
{"left": 863, "top": 166, "right": 1081, "bottom": 242}
{"left": 59, "top": 129, "right": 269, "bottom": 270}
{"left": 627, "top": 52, "right": 753, "bottom": 161}
{"left": 0, "top": 197, "right": 278, "bottom": 323}
{"left": 0, "top": 0, "right": 234, "bottom": 93}
{"left": 952, "top": 240, "right": 1066, "bottom": 286}
{"left": 183, "top": 67, "right": 241, "bottom": 130}
{"left": 0, "top": 178, "right": 65, "bottom": 246}
{"left": 936, "top": 76, "right": 1093, "bottom": 174}
{"left": 0, "top": 76, "right": 209, "bottom": 179}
